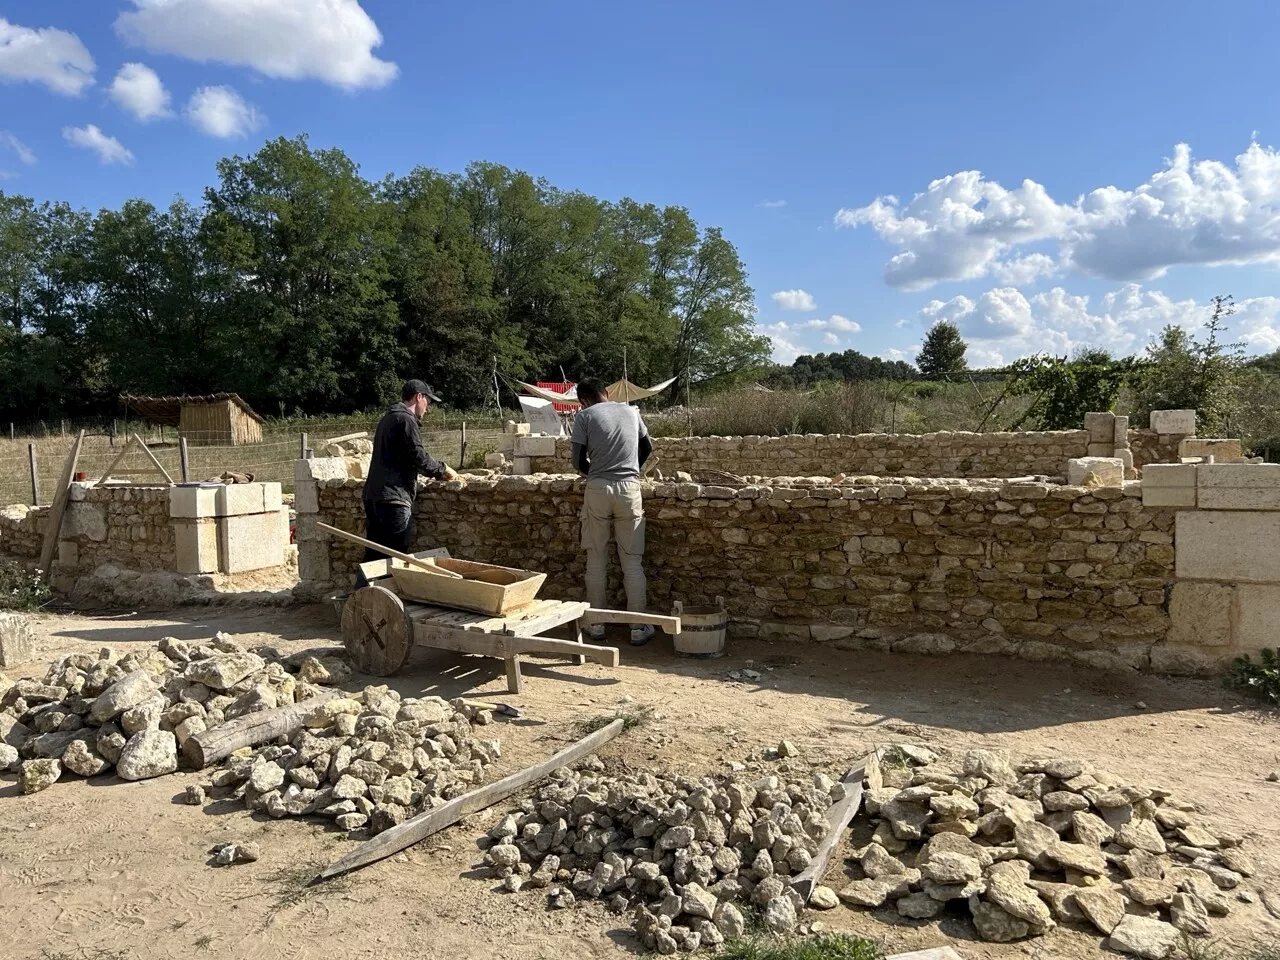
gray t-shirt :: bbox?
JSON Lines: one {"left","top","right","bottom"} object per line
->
{"left": 571, "top": 402, "right": 649, "bottom": 482}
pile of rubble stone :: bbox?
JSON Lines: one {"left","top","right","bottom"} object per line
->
{"left": 476, "top": 747, "right": 1254, "bottom": 959}
{"left": 0, "top": 636, "right": 501, "bottom": 837}
{"left": 844, "top": 748, "right": 1255, "bottom": 957}
{"left": 478, "top": 764, "right": 844, "bottom": 953}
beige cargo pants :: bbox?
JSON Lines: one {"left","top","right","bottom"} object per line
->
{"left": 581, "top": 478, "right": 646, "bottom": 612}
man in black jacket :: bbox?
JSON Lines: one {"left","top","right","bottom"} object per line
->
{"left": 358, "top": 379, "right": 458, "bottom": 584}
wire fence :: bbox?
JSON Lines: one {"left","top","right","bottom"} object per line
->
{"left": 0, "top": 421, "right": 505, "bottom": 507}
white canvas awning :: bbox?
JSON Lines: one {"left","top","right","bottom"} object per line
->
{"left": 513, "top": 377, "right": 676, "bottom": 405}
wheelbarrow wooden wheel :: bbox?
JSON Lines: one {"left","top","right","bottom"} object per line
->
{"left": 341, "top": 585, "right": 414, "bottom": 676}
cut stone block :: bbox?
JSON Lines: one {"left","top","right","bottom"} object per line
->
{"left": 1175, "top": 511, "right": 1280, "bottom": 583}
{"left": 297, "top": 540, "right": 331, "bottom": 582}
{"left": 1142, "top": 486, "right": 1195, "bottom": 508}
{"left": 217, "top": 512, "right": 286, "bottom": 573}
{"left": 1068, "top": 457, "right": 1124, "bottom": 488}
{"left": 262, "top": 482, "right": 283, "bottom": 513}
{"left": 1235, "top": 584, "right": 1280, "bottom": 654}
{"left": 1113, "top": 415, "right": 1130, "bottom": 445}
{"left": 513, "top": 435, "right": 557, "bottom": 457}
{"left": 0, "top": 611, "right": 35, "bottom": 668}
{"left": 1143, "top": 463, "right": 1197, "bottom": 487}
{"left": 1179, "top": 438, "right": 1242, "bottom": 461}
{"left": 1167, "top": 582, "right": 1232, "bottom": 647}
{"left": 215, "top": 483, "right": 267, "bottom": 517}
{"left": 484, "top": 452, "right": 507, "bottom": 469}
{"left": 1085, "top": 412, "right": 1115, "bottom": 443}
{"left": 1196, "top": 463, "right": 1280, "bottom": 509}
{"left": 169, "top": 485, "right": 218, "bottom": 519}
{"left": 1198, "top": 488, "right": 1280, "bottom": 510}
{"left": 63, "top": 503, "right": 107, "bottom": 541}
{"left": 56, "top": 539, "right": 78, "bottom": 571}
{"left": 512, "top": 457, "right": 532, "bottom": 477}
{"left": 294, "top": 460, "right": 319, "bottom": 514}
{"left": 504, "top": 421, "right": 530, "bottom": 435}
{"left": 1115, "top": 449, "right": 1134, "bottom": 471}
{"left": 1151, "top": 409, "right": 1196, "bottom": 435}
{"left": 297, "top": 457, "right": 353, "bottom": 483}
{"left": 1087, "top": 442, "right": 1115, "bottom": 458}
{"left": 497, "top": 434, "right": 517, "bottom": 455}
{"left": 174, "top": 518, "right": 218, "bottom": 574}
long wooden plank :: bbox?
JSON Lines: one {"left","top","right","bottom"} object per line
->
{"left": 133, "top": 432, "right": 175, "bottom": 484}
{"left": 887, "top": 950, "right": 965, "bottom": 960}
{"left": 503, "top": 603, "right": 590, "bottom": 637}
{"left": 313, "top": 717, "right": 627, "bottom": 882}
{"left": 412, "top": 624, "right": 619, "bottom": 666}
{"left": 183, "top": 689, "right": 339, "bottom": 768}
{"left": 37, "top": 430, "right": 85, "bottom": 581}
{"left": 317, "top": 521, "right": 459, "bottom": 576}
{"left": 359, "top": 548, "right": 450, "bottom": 584}
{"left": 790, "top": 749, "right": 880, "bottom": 903}
{"left": 581, "top": 608, "right": 682, "bottom": 635}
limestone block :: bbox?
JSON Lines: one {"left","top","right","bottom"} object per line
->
{"left": 63, "top": 503, "right": 107, "bottom": 541}
{"left": 1179, "top": 438, "right": 1242, "bottom": 461}
{"left": 294, "top": 460, "right": 319, "bottom": 514}
{"left": 484, "top": 452, "right": 507, "bottom": 469}
{"left": 1142, "top": 486, "right": 1195, "bottom": 508}
{"left": 56, "top": 539, "right": 78, "bottom": 571}
{"left": 1167, "top": 582, "right": 1232, "bottom": 647}
{"left": 1196, "top": 463, "right": 1280, "bottom": 510}
{"left": 1235, "top": 584, "right": 1280, "bottom": 654}
{"left": 1086, "top": 443, "right": 1115, "bottom": 458}
{"left": 1084, "top": 412, "right": 1115, "bottom": 444}
{"left": 1151, "top": 409, "right": 1196, "bottom": 436}
{"left": 1112, "top": 416, "right": 1130, "bottom": 446}
{"left": 0, "top": 611, "right": 35, "bottom": 668}
{"left": 217, "top": 512, "right": 286, "bottom": 573}
{"left": 262, "top": 483, "right": 283, "bottom": 513}
{"left": 298, "top": 457, "right": 352, "bottom": 483}
{"left": 503, "top": 421, "right": 530, "bottom": 435}
{"left": 1175, "top": 511, "right": 1280, "bottom": 582}
{"left": 512, "top": 457, "right": 532, "bottom": 477}
{"left": 1143, "top": 463, "right": 1197, "bottom": 487}
{"left": 215, "top": 483, "right": 267, "bottom": 517}
{"left": 513, "top": 436, "right": 557, "bottom": 458}
{"left": 169, "top": 485, "right": 218, "bottom": 519}
{"left": 1115, "top": 449, "right": 1134, "bottom": 471}
{"left": 174, "top": 518, "right": 218, "bottom": 574}
{"left": 1067, "top": 457, "right": 1124, "bottom": 488}
{"left": 68, "top": 481, "right": 93, "bottom": 502}
{"left": 498, "top": 434, "right": 517, "bottom": 455}
{"left": 297, "top": 541, "right": 331, "bottom": 582}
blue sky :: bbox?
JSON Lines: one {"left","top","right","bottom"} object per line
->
{"left": 4, "top": 1, "right": 1280, "bottom": 368}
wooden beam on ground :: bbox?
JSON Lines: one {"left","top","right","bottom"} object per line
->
{"left": 790, "top": 748, "right": 881, "bottom": 903}
{"left": 312, "top": 717, "right": 627, "bottom": 883}
{"left": 183, "top": 689, "right": 339, "bottom": 769}
{"left": 37, "top": 430, "right": 85, "bottom": 582}
{"left": 886, "top": 949, "right": 965, "bottom": 960}
{"left": 580, "top": 608, "right": 682, "bottom": 635}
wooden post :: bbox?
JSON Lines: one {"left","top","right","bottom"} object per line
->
{"left": 28, "top": 443, "right": 39, "bottom": 506}
{"left": 110, "top": 419, "right": 116, "bottom": 447}
{"left": 38, "top": 430, "right": 85, "bottom": 580}
{"left": 179, "top": 437, "right": 190, "bottom": 483}
{"left": 300, "top": 432, "right": 308, "bottom": 460}
{"left": 460, "top": 420, "right": 467, "bottom": 468}
{"left": 8, "top": 422, "right": 13, "bottom": 440}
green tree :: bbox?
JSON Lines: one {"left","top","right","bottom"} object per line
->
{"left": 1003, "top": 348, "right": 1139, "bottom": 430}
{"left": 1132, "top": 295, "right": 1243, "bottom": 434}
{"left": 917, "top": 320, "right": 967, "bottom": 378}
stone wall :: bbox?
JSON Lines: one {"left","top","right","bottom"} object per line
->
{"left": 298, "top": 469, "right": 1198, "bottom": 673}
{"left": 513, "top": 428, "right": 1187, "bottom": 480}
{"left": 0, "top": 486, "right": 175, "bottom": 572}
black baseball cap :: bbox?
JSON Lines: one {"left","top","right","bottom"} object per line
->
{"left": 403, "top": 379, "right": 443, "bottom": 403}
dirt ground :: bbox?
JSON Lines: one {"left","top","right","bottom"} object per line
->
{"left": 1, "top": 604, "right": 1277, "bottom": 960}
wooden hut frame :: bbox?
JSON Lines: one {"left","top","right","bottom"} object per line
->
{"left": 119, "top": 393, "right": 265, "bottom": 446}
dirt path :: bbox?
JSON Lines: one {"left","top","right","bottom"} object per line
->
{"left": 1, "top": 605, "right": 1277, "bottom": 960}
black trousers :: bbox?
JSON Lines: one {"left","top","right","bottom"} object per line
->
{"left": 355, "top": 499, "right": 413, "bottom": 588}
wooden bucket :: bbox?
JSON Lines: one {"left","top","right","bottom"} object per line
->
{"left": 389, "top": 557, "right": 546, "bottom": 616}
{"left": 671, "top": 596, "right": 727, "bottom": 658}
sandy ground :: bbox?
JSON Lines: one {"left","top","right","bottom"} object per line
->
{"left": 1, "top": 604, "right": 1277, "bottom": 960}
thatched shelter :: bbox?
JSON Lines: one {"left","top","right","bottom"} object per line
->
{"left": 120, "top": 393, "right": 264, "bottom": 446}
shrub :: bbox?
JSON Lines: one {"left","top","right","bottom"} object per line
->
{"left": 0, "top": 559, "right": 52, "bottom": 611}
{"left": 1224, "top": 648, "right": 1280, "bottom": 705}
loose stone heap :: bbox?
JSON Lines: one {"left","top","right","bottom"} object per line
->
{"left": 0, "top": 635, "right": 501, "bottom": 837}
{"left": 205, "top": 684, "right": 501, "bottom": 835}
{"left": 478, "top": 765, "right": 844, "bottom": 953}
{"left": 0, "top": 634, "right": 342, "bottom": 792}
{"left": 845, "top": 748, "right": 1254, "bottom": 958}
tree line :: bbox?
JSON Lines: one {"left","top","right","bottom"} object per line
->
{"left": 0, "top": 136, "right": 771, "bottom": 422}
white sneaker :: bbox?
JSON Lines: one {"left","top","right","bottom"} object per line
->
{"left": 585, "top": 625, "right": 606, "bottom": 641}
{"left": 630, "top": 624, "right": 655, "bottom": 646}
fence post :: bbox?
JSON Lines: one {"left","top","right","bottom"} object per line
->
{"left": 460, "top": 421, "right": 467, "bottom": 468}
{"left": 28, "top": 443, "right": 40, "bottom": 506}
{"left": 299, "top": 432, "right": 308, "bottom": 460}
{"left": 8, "top": 422, "right": 13, "bottom": 440}
{"left": 179, "top": 437, "right": 190, "bottom": 483}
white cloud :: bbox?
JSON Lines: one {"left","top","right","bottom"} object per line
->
{"left": 760, "top": 321, "right": 804, "bottom": 363}
{"left": 804, "top": 314, "right": 862, "bottom": 334}
{"left": 0, "top": 131, "right": 36, "bottom": 165}
{"left": 110, "top": 62, "right": 172, "bottom": 121}
{"left": 115, "top": 0, "right": 398, "bottom": 90}
{"left": 823, "top": 332, "right": 840, "bottom": 345}
{"left": 63, "top": 125, "right": 135, "bottom": 165}
{"left": 185, "top": 85, "right": 265, "bottom": 138}
{"left": 759, "top": 199, "right": 787, "bottom": 208}
{"left": 894, "top": 318, "right": 908, "bottom": 328}
{"left": 915, "top": 283, "right": 1280, "bottom": 366}
{"left": 0, "top": 17, "right": 95, "bottom": 95}
{"left": 771, "top": 288, "right": 817, "bottom": 311}
{"left": 839, "top": 141, "right": 1280, "bottom": 290}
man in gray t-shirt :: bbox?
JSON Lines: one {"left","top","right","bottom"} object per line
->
{"left": 571, "top": 379, "right": 654, "bottom": 644}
